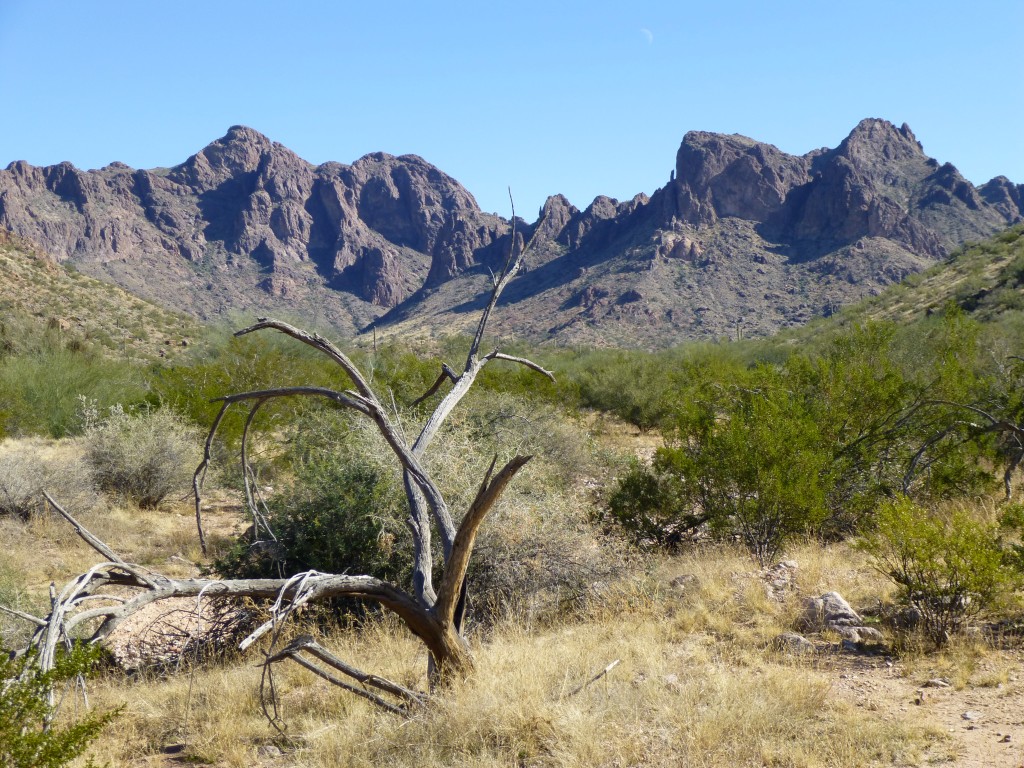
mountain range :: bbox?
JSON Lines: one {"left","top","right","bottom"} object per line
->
{"left": 1, "top": 119, "right": 1020, "bottom": 347}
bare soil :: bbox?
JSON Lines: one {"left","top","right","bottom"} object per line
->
{"left": 826, "top": 652, "right": 1024, "bottom": 767}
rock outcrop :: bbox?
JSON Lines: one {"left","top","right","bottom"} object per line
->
{"left": 0, "top": 126, "right": 508, "bottom": 332}
{"left": 1, "top": 119, "right": 1020, "bottom": 344}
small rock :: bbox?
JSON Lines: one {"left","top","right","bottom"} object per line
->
{"left": 999, "top": 734, "right": 1011, "bottom": 743}
{"left": 799, "top": 591, "right": 862, "bottom": 631}
{"left": 670, "top": 574, "right": 697, "bottom": 592}
{"left": 924, "top": 678, "right": 951, "bottom": 688}
{"left": 855, "top": 626, "right": 884, "bottom": 643}
{"left": 887, "top": 604, "right": 924, "bottom": 630}
{"left": 962, "top": 711, "right": 982, "bottom": 721}
{"left": 838, "top": 627, "right": 863, "bottom": 643}
{"left": 773, "top": 632, "right": 814, "bottom": 654}
{"left": 761, "top": 560, "right": 799, "bottom": 601}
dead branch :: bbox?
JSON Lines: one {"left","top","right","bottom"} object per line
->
{"left": 267, "top": 643, "right": 407, "bottom": 716}
{"left": 192, "top": 401, "right": 229, "bottom": 555}
{"left": 267, "top": 634, "right": 427, "bottom": 713}
{"left": 42, "top": 491, "right": 129, "bottom": 568}
{"left": 434, "top": 455, "right": 532, "bottom": 626}
{"left": 240, "top": 399, "right": 276, "bottom": 543}
{"left": 0, "top": 604, "right": 46, "bottom": 627}
{"left": 565, "top": 659, "right": 621, "bottom": 698}
{"left": 411, "top": 364, "right": 459, "bottom": 407}
{"left": 486, "top": 352, "right": 556, "bottom": 382}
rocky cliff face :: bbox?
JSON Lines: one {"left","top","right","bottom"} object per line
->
{"left": 1, "top": 119, "right": 1020, "bottom": 345}
{"left": 0, "top": 126, "right": 508, "bottom": 332}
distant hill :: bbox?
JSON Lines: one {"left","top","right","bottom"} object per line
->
{"left": 1, "top": 119, "right": 1020, "bottom": 347}
{"left": 0, "top": 230, "right": 197, "bottom": 359}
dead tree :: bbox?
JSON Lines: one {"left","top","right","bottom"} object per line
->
{"left": 5, "top": 208, "right": 554, "bottom": 711}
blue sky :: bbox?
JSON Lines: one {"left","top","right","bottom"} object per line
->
{"left": 1, "top": 1, "right": 1021, "bottom": 217}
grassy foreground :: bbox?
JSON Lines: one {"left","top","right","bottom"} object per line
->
{"left": 2, "top": 491, "right": 954, "bottom": 768}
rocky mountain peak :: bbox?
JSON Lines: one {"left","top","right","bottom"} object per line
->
{"left": 670, "top": 131, "right": 811, "bottom": 225}
{"left": 835, "top": 118, "right": 925, "bottom": 165}
{"left": 169, "top": 125, "right": 303, "bottom": 190}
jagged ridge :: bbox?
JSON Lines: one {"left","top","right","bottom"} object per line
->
{"left": 1, "top": 119, "right": 1020, "bottom": 345}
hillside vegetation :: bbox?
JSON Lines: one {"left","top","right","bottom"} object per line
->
{"left": 0, "top": 230, "right": 198, "bottom": 360}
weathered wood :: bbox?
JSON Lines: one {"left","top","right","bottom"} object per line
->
{"left": 434, "top": 455, "right": 532, "bottom": 627}
{"left": 42, "top": 491, "right": 129, "bottom": 567}
{"left": 565, "top": 659, "right": 621, "bottom": 698}
{"left": 6, "top": 201, "right": 553, "bottom": 715}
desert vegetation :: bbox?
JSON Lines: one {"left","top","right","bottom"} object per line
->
{"left": 1, "top": 226, "right": 1024, "bottom": 765}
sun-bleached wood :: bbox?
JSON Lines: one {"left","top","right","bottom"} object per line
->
{"left": 6, "top": 203, "right": 554, "bottom": 715}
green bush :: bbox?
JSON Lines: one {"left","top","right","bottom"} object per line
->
{"left": 860, "top": 497, "right": 1011, "bottom": 646}
{"left": 216, "top": 428, "right": 411, "bottom": 585}
{"left": 607, "top": 363, "right": 830, "bottom": 565}
{"left": 84, "top": 405, "right": 200, "bottom": 508}
{"left": 0, "top": 645, "right": 117, "bottom": 768}
{"left": 0, "top": 347, "right": 146, "bottom": 438}
{"left": 606, "top": 458, "right": 711, "bottom": 548}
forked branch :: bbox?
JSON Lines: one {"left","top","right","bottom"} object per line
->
{"left": 9, "top": 198, "right": 557, "bottom": 719}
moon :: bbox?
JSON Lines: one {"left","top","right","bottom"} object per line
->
{"left": 640, "top": 27, "right": 653, "bottom": 45}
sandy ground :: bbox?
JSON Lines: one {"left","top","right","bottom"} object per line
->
{"left": 826, "top": 652, "right": 1024, "bottom": 767}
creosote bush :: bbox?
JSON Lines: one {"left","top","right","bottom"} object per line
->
{"left": 84, "top": 405, "right": 200, "bottom": 508}
{"left": 0, "top": 644, "right": 117, "bottom": 768}
{"left": 216, "top": 451, "right": 412, "bottom": 585}
{"left": 604, "top": 316, "right": 1002, "bottom": 564}
{"left": 860, "top": 496, "right": 1012, "bottom": 646}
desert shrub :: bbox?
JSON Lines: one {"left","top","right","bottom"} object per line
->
{"left": 606, "top": 458, "right": 709, "bottom": 548}
{"left": 860, "top": 497, "right": 1012, "bottom": 646}
{"left": 216, "top": 450, "right": 411, "bottom": 585}
{"left": 566, "top": 349, "right": 681, "bottom": 431}
{"left": 216, "top": 389, "right": 620, "bottom": 626}
{"left": 84, "top": 405, "right": 200, "bottom": 508}
{"left": 0, "top": 347, "right": 146, "bottom": 438}
{"left": 0, "top": 438, "right": 97, "bottom": 519}
{"left": 608, "top": 363, "right": 830, "bottom": 566}
{"left": 606, "top": 318, "right": 1002, "bottom": 559}
{"left": 0, "top": 644, "right": 117, "bottom": 768}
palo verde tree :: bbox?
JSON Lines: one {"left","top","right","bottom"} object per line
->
{"left": 2, "top": 210, "right": 554, "bottom": 714}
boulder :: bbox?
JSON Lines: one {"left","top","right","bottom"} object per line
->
{"left": 799, "top": 591, "right": 884, "bottom": 646}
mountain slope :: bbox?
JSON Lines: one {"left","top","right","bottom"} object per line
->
{"left": 0, "top": 230, "right": 196, "bottom": 359}
{"left": 830, "top": 223, "right": 1024, "bottom": 329}
{"left": 1, "top": 120, "right": 1020, "bottom": 347}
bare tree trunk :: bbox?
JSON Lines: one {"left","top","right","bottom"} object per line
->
{"left": 6, "top": 204, "right": 553, "bottom": 709}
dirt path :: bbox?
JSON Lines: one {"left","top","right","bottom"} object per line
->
{"left": 828, "top": 653, "right": 1024, "bottom": 767}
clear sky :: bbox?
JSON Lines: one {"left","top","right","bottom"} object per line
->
{"left": 1, "top": 1, "right": 1021, "bottom": 217}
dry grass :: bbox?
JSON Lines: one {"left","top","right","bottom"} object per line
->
{"left": 33, "top": 531, "right": 942, "bottom": 768}
{"left": 4, "top": 429, "right": 1004, "bottom": 768}
{"left": 76, "top": 602, "right": 935, "bottom": 768}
